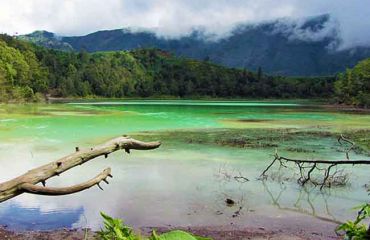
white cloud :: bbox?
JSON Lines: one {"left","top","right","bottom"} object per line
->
{"left": 0, "top": 0, "right": 369, "bottom": 49}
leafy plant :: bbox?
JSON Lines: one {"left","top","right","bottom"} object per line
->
{"left": 97, "top": 212, "right": 138, "bottom": 240}
{"left": 149, "top": 230, "right": 211, "bottom": 240}
{"left": 336, "top": 203, "right": 370, "bottom": 239}
{"left": 97, "top": 212, "right": 212, "bottom": 240}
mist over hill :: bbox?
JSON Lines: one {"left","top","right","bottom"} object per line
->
{"left": 20, "top": 14, "right": 370, "bottom": 76}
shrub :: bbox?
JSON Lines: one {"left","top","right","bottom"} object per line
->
{"left": 97, "top": 212, "right": 211, "bottom": 240}
{"left": 336, "top": 203, "right": 370, "bottom": 239}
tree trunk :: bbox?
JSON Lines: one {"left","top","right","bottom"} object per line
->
{"left": 0, "top": 136, "right": 160, "bottom": 203}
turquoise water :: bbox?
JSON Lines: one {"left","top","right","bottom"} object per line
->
{"left": 0, "top": 100, "right": 369, "bottom": 230}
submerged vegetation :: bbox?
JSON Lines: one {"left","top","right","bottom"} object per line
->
{"left": 136, "top": 128, "right": 370, "bottom": 156}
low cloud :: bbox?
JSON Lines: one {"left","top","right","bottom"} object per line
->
{"left": 0, "top": 0, "right": 369, "bottom": 49}
{"left": 266, "top": 14, "right": 341, "bottom": 50}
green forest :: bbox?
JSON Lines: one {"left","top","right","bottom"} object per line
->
{"left": 335, "top": 58, "right": 370, "bottom": 107}
{"left": 0, "top": 33, "right": 368, "bottom": 107}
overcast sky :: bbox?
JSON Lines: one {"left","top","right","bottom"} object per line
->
{"left": 0, "top": 0, "right": 369, "bottom": 49}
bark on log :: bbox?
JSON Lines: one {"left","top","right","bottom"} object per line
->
{"left": 0, "top": 136, "right": 161, "bottom": 203}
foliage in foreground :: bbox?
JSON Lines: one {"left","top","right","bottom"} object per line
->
{"left": 336, "top": 203, "right": 370, "bottom": 239}
{"left": 97, "top": 212, "right": 211, "bottom": 240}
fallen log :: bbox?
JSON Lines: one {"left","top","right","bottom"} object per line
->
{"left": 0, "top": 136, "right": 161, "bottom": 203}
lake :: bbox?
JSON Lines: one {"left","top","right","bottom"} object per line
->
{"left": 0, "top": 100, "right": 369, "bottom": 231}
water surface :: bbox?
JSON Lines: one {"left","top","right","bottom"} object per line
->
{"left": 0, "top": 100, "right": 369, "bottom": 230}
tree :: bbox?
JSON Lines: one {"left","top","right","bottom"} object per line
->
{"left": 335, "top": 58, "right": 370, "bottom": 107}
{"left": 257, "top": 66, "right": 263, "bottom": 81}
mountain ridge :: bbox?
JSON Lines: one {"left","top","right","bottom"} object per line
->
{"left": 19, "top": 14, "right": 370, "bottom": 76}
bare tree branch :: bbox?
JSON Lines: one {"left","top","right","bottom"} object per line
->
{"left": 20, "top": 168, "right": 112, "bottom": 196}
{"left": 338, "top": 134, "right": 355, "bottom": 160}
{"left": 259, "top": 136, "right": 369, "bottom": 190}
{"left": 0, "top": 136, "right": 161, "bottom": 203}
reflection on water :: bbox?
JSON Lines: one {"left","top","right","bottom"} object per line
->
{"left": 0, "top": 203, "right": 83, "bottom": 230}
{"left": 262, "top": 180, "right": 342, "bottom": 224}
{"left": 0, "top": 100, "right": 369, "bottom": 230}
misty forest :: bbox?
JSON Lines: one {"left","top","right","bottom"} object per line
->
{"left": 0, "top": 2, "right": 370, "bottom": 240}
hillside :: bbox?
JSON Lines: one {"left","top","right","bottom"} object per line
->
{"left": 0, "top": 34, "right": 334, "bottom": 102}
{"left": 335, "top": 58, "right": 370, "bottom": 107}
{"left": 19, "top": 14, "right": 370, "bottom": 76}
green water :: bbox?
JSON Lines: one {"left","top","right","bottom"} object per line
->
{"left": 0, "top": 100, "right": 369, "bottom": 230}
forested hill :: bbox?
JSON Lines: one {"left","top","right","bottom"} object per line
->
{"left": 0, "top": 33, "right": 340, "bottom": 103}
{"left": 19, "top": 14, "right": 370, "bottom": 76}
{"left": 335, "top": 58, "right": 370, "bottom": 107}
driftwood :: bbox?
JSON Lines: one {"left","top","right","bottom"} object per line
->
{"left": 0, "top": 136, "right": 161, "bottom": 203}
{"left": 260, "top": 135, "right": 370, "bottom": 190}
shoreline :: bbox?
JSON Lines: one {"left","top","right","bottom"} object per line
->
{"left": 0, "top": 226, "right": 341, "bottom": 240}
{"left": 2, "top": 98, "right": 368, "bottom": 112}
{"left": 46, "top": 96, "right": 325, "bottom": 104}
{"left": 0, "top": 214, "right": 342, "bottom": 240}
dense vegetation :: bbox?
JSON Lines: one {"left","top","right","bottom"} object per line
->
{"left": 6, "top": 33, "right": 370, "bottom": 106}
{"left": 6, "top": 32, "right": 370, "bottom": 107}
{"left": 0, "top": 34, "right": 338, "bottom": 103}
{"left": 335, "top": 58, "right": 370, "bottom": 107}
{"left": 0, "top": 35, "right": 48, "bottom": 102}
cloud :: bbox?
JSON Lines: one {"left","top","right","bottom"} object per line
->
{"left": 265, "top": 14, "right": 341, "bottom": 50}
{"left": 0, "top": 0, "right": 369, "bottom": 49}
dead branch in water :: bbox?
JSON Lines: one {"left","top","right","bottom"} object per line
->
{"left": 259, "top": 135, "right": 370, "bottom": 190}
{"left": 215, "top": 164, "right": 249, "bottom": 183}
{"left": 0, "top": 136, "right": 161, "bottom": 203}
